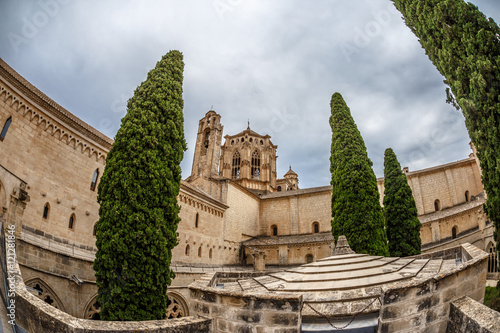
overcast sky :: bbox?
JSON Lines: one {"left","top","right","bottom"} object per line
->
{"left": 1, "top": 1, "right": 499, "bottom": 189}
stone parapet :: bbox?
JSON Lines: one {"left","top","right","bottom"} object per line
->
{"left": 9, "top": 259, "right": 213, "bottom": 333}
{"left": 447, "top": 296, "right": 500, "bottom": 332}
{"left": 377, "top": 243, "right": 489, "bottom": 333}
{"left": 189, "top": 272, "right": 302, "bottom": 333}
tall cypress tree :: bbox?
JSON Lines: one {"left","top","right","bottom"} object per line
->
{"left": 330, "top": 92, "right": 389, "bottom": 256}
{"left": 383, "top": 148, "right": 421, "bottom": 257}
{"left": 93, "top": 50, "right": 186, "bottom": 321}
{"left": 391, "top": 0, "right": 500, "bottom": 281}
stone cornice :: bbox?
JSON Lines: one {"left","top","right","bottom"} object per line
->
{"left": 0, "top": 58, "right": 113, "bottom": 150}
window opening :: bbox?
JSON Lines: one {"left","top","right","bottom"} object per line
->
{"left": 232, "top": 151, "right": 241, "bottom": 179}
{"left": 0, "top": 117, "right": 12, "bottom": 141}
{"left": 251, "top": 150, "right": 261, "bottom": 179}
{"left": 90, "top": 169, "right": 99, "bottom": 191}
{"left": 43, "top": 203, "right": 50, "bottom": 219}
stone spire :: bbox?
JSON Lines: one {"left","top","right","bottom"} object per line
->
{"left": 332, "top": 235, "right": 355, "bottom": 255}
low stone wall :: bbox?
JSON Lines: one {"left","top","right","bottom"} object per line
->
{"left": 378, "top": 244, "right": 489, "bottom": 333}
{"left": 189, "top": 272, "right": 302, "bottom": 333}
{"left": 9, "top": 261, "right": 213, "bottom": 332}
{"left": 447, "top": 296, "right": 500, "bottom": 332}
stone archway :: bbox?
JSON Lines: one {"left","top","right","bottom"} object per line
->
{"left": 25, "top": 278, "right": 66, "bottom": 312}
{"left": 166, "top": 291, "right": 189, "bottom": 319}
{"left": 83, "top": 294, "right": 101, "bottom": 320}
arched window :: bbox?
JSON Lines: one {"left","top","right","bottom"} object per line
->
{"left": 306, "top": 254, "right": 314, "bottom": 263}
{"left": 488, "top": 243, "right": 498, "bottom": 273}
{"left": 90, "top": 169, "right": 99, "bottom": 191}
{"left": 271, "top": 225, "right": 278, "bottom": 236}
{"left": 251, "top": 150, "right": 261, "bottom": 179}
{"left": 209, "top": 248, "right": 213, "bottom": 259}
{"left": 198, "top": 246, "right": 202, "bottom": 257}
{"left": 43, "top": 203, "right": 50, "bottom": 220}
{"left": 277, "top": 186, "right": 282, "bottom": 192}
{"left": 232, "top": 151, "right": 241, "bottom": 179}
{"left": 0, "top": 117, "right": 12, "bottom": 141}
{"left": 185, "top": 245, "right": 190, "bottom": 256}
{"left": 93, "top": 223, "right": 97, "bottom": 236}
{"left": 84, "top": 296, "right": 101, "bottom": 320}
{"left": 313, "top": 222, "right": 319, "bottom": 234}
{"left": 195, "top": 213, "right": 199, "bottom": 228}
{"left": 203, "top": 130, "right": 210, "bottom": 155}
{"left": 434, "top": 199, "right": 440, "bottom": 211}
{"left": 68, "top": 214, "right": 75, "bottom": 229}
{"left": 465, "top": 190, "right": 470, "bottom": 202}
{"left": 452, "top": 226, "right": 457, "bottom": 239}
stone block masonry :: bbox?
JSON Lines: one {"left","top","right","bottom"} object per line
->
{"left": 189, "top": 272, "right": 302, "bottom": 333}
{"left": 447, "top": 296, "right": 500, "bottom": 332}
{"left": 378, "top": 244, "right": 489, "bottom": 333}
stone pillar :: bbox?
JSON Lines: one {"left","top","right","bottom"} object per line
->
{"left": 431, "top": 220, "right": 441, "bottom": 243}
{"left": 252, "top": 252, "right": 266, "bottom": 271}
{"left": 289, "top": 196, "right": 298, "bottom": 235}
{"left": 278, "top": 245, "right": 288, "bottom": 265}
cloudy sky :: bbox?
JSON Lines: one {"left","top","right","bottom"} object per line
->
{"left": 1, "top": 1, "right": 499, "bottom": 189}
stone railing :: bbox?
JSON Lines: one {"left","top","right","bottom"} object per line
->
{"left": 189, "top": 272, "right": 302, "bottom": 333}
{"left": 377, "top": 243, "right": 489, "bottom": 332}
{"left": 447, "top": 296, "right": 500, "bottom": 332}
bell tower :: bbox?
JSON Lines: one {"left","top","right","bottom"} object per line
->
{"left": 190, "top": 110, "right": 223, "bottom": 180}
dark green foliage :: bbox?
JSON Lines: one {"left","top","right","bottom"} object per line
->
{"left": 383, "top": 148, "right": 421, "bottom": 257}
{"left": 93, "top": 50, "right": 186, "bottom": 321}
{"left": 391, "top": 0, "right": 500, "bottom": 290}
{"left": 484, "top": 286, "right": 500, "bottom": 312}
{"left": 330, "top": 92, "right": 389, "bottom": 256}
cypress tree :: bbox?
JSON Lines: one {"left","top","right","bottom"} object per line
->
{"left": 330, "top": 92, "right": 389, "bottom": 256}
{"left": 391, "top": 0, "right": 500, "bottom": 283}
{"left": 93, "top": 50, "right": 186, "bottom": 321}
{"left": 383, "top": 148, "right": 421, "bottom": 257}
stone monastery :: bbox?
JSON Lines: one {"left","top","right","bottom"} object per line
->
{"left": 0, "top": 57, "right": 498, "bottom": 332}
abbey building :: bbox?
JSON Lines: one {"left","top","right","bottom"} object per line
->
{"left": 0, "top": 58, "right": 497, "bottom": 328}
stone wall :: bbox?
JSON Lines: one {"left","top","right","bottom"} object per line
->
{"left": 260, "top": 186, "right": 331, "bottom": 237}
{"left": 9, "top": 259, "right": 212, "bottom": 333}
{"left": 378, "top": 244, "right": 489, "bottom": 333}
{"left": 0, "top": 60, "right": 110, "bottom": 250}
{"left": 189, "top": 272, "right": 302, "bottom": 333}
{"left": 222, "top": 183, "right": 260, "bottom": 264}
{"left": 173, "top": 182, "right": 228, "bottom": 266}
{"left": 447, "top": 296, "right": 500, "bottom": 332}
{"left": 378, "top": 158, "right": 483, "bottom": 216}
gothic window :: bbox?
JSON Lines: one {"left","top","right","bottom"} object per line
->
{"left": 209, "top": 248, "right": 213, "bottom": 259}
{"left": 271, "top": 225, "right": 278, "bottom": 236}
{"left": 69, "top": 214, "right": 75, "bottom": 229}
{"left": 195, "top": 212, "right": 199, "bottom": 228}
{"left": 465, "top": 190, "right": 470, "bottom": 202}
{"left": 277, "top": 186, "right": 282, "bottom": 192}
{"left": 185, "top": 245, "right": 190, "bottom": 256}
{"left": 203, "top": 130, "right": 210, "bottom": 155}
{"left": 198, "top": 246, "right": 202, "bottom": 257}
{"left": 488, "top": 243, "right": 498, "bottom": 273}
{"left": 25, "top": 279, "right": 65, "bottom": 311}
{"left": 313, "top": 222, "right": 319, "bottom": 234}
{"left": 434, "top": 199, "right": 440, "bottom": 211}
{"left": 232, "top": 151, "right": 241, "bottom": 179}
{"left": 43, "top": 203, "right": 50, "bottom": 220}
{"left": 166, "top": 292, "right": 189, "bottom": 319}
{"left": 251, "top": 150, "right": 261, "bottom": 179}
{"left": 306, "top": 254, "right": 314, "bottom": 263}
{"left": 0, "top": 117, "right": 12, "bottom": 141}
{"left": 84, "top": 296, "right": 101, "bottom": 320}
{"left": 90, "top": 169, "right": 99, "bottom": 191}
{"left": 452, "top": 226, "right": 457, "bottom": 239}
